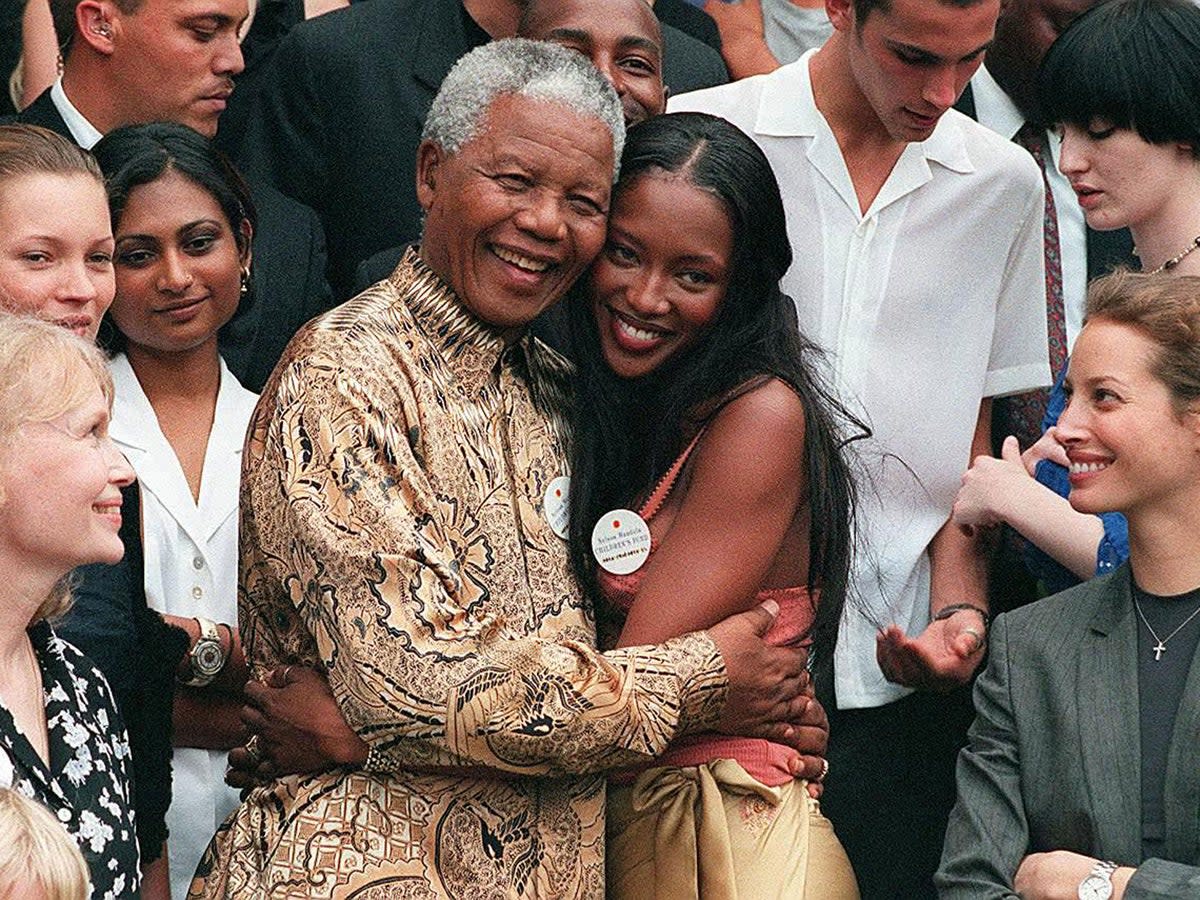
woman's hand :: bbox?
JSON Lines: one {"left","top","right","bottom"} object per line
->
{"left": 226, "top": 665, "right": 366, "bottom": 788}
{"left": 1022, "top": 426, "right": 1069, "bottom": 474}
{"left": 953, "top": 436, "right": 1036, "bottom": 534}
{"left": 1015, "top": 851, "right": 1134, "bottom": 900}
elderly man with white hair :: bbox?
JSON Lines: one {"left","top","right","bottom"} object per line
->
{"left": 191, "top": 38, "right": 814, "bottom": 900}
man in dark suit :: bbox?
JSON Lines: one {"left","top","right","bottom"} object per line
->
{"left": 20, "top": 0, "right": 333, "bottom": 393}
{"left": 230, "top": 0, "right": 727, "bottom": 299}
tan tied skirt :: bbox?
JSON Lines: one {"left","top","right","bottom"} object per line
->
{"left": 606, "top": 759, "right": 859, "bottom": 900}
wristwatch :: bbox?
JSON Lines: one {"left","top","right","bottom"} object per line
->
{"left": 1078, "top": 860, "right": 1119, "bottom": 900}
{"left": 181, "top": 617, "right": 227, "bottom": 688}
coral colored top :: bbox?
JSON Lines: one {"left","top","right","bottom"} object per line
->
{"left": 598, "top": 428, "right": 816, "bottom": 787}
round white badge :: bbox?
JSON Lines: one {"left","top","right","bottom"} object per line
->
{"left": 591, "top": 508, "right": 652, "bottom": 575}
{"left": 543, "top": 476, "right": 571, "bottom": 541}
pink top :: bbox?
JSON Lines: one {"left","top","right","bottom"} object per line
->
{"left": 597, "top": 428, "right": 816, "bottom": 787}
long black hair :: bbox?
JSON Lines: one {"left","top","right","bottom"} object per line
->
{"left": 90, "top": 121, "right": 257, "bottom": 354}
{"left": 566, "top": 112, "right": 866, "bottom": 669}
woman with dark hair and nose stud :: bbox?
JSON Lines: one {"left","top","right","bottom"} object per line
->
{"left": 566, "top": 111, "right": 862, "bottom": 899}
{"left": 89, "top": 121, "right": 260, "bottom": 900}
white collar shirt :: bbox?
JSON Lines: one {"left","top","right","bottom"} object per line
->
{"left": 971, "top": 64, "right": 1089, "bottom": 350}
{"left": 671, "top": 51, "right": 1049, "bottom": 707}
{"left": 108, "top": 353, "right": 258, "bottom": 900}
{"left": 50, "top": 78, "right": 102, "bottom": 150}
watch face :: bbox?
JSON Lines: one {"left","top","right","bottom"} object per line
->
{"left": 1078, "top": 874, "right": 1113, "bottom": 900}
{"left": 194, "top": 639, "right": 225, "bottom": 677}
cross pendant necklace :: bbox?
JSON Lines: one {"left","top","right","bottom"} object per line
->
{"left": 1133, "top": 593, "right": 1200, "bottom": 662}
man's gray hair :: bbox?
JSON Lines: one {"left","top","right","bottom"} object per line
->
{"left": 421, "top": 38, "right": 626, "bottom": 179}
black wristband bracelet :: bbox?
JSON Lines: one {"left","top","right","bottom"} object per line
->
{"left": 933, "top": 603, "right": 991, "bottom": 630}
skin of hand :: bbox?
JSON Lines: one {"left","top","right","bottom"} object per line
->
{"left": 1022, "top": 425, "right": 1070, "bottom": 473}
{"left": 226, "top": 603, "right": 833, "bottom": 792}
{"left": 226, "top": 665, "right": 367, "bottom": 789}
{"left": 875, "top": 609, "right": 986, "bottom": 692}
{"left": 708, "top": 599, "right": 820, "bottom": 746}
{"left": 1015, "top": 851, "right": 1134, "bottom": 900}
{"left": 953, "top": 435, "right": 1037, "bottom": 534}
{"left": 703, "top": 0, "right": 783, "bottom": 78}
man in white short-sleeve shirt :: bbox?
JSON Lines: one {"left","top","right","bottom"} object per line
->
{"left": 670, "top": 0, "right": 1049, "bottom": 891}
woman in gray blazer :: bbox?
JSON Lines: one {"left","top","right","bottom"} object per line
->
{"left": 937, "top": 271, "right": 1200, "bottom": 899}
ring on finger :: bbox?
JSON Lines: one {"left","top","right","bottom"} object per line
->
{"left": 282, "top": 665, "right": 294, "bottom": 682}
{"left": 245, "top": 734, "right": 263, "bottom": 766}
{"left": 963, "top": 626, "right": 985, "bottom": 654}
{"left": 817, "top": 757, "right": 830, "bottom": 782}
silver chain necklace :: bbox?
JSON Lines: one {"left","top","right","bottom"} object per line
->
{"left": 1132, "top": 593, "right": 1200, "bottom": 661}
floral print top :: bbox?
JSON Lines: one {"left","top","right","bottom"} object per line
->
{"left": 190, "top": 249, "right": 727, "bottom": 900}
{"left": 0, "top": 622, "right": 139, "bottom": 899}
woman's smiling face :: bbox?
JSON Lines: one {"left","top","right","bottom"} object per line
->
{"left": 590, "top": 172, "right": 733, "bottom": 380}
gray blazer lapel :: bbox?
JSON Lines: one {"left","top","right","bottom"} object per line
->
{"left": 1078, "top": 569, "right": 1142, "bottom": 861}
{"left": 1164, "top": 636, "right": 1200, "bottom": 862}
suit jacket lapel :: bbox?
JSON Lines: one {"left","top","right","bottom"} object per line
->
{"left": 15, "top": 89, "right": 72, "bottom": 140}
{"left": 1164, "top": 636, "right": 1200, "bottom": 861}
{"left": 1078, "top": 568, "right": 1143, "bottom": 861}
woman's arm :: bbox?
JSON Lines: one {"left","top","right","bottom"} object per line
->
{"left": 165, "top": 614, "right": 248, "bottom": 694}
{"left": 617, "top": 378, "right": 809, "bottom": 647}
{"left": 953, "top": 434, "right": 1104, "bottom": 580}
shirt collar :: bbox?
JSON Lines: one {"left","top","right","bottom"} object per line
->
{"left": 50, "top": 78, "right": 103, "bottom": 151}
{"left": 970, "top": 65, "right": 1024, "bottom": 141}
{"left": 391, "top": 248, "right": 510, "bottom": 398}
{"left": 754, "top": 49, "right": 975, "bottom": 176}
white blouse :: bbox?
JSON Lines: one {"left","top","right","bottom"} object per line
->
{"left": 109, "top": 353, "right": 258, "bottom": 898}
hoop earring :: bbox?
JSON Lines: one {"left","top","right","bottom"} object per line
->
{"left": 240, "top": 266, "right": 251, "bottom": 296}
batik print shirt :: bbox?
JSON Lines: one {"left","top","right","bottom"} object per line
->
{"left": 0, "top": 623, "right": 139, "bottom": 899}
{"left": 192, "top": 250, "right": 727, "bottom": 900}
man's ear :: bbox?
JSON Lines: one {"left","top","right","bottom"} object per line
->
{"left": 76, "top": 0, "right": 118, "bottom": 54}
{"left": 415, "top": 140, "right": 445, "bottom": 213}
{"left": 826, "top": 0, "right": 855, "bottom": 33}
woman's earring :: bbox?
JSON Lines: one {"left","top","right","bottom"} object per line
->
{"left": 240, "top": 266, "right": 251, "bottom": 296}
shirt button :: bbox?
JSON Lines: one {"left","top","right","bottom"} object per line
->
{"left": 192, "top": 556, "right": 204, "bottom": 570}
{"left": 192, "top": 586, "right": 203, "bottom": 599}
{"left": 57, "top": 808, "right": 70, "bottom": 822}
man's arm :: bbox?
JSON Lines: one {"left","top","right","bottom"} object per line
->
{"left": 877, "top": 399, "right": 991, "bottom": 690}
{"left": 240, "top": 348, "right": 810, "bottom": 778}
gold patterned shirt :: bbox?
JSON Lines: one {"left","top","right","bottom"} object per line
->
{"left": 190, "top": 250, "right": 727, "bottom": 899}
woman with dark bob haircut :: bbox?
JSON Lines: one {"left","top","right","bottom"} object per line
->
{"left": 566, "top": 111, "right": 863, "bottom": 898}
{"left": 89, "top": 122, "right": 259, "bottom": 899}
{"left": 951, "top": 0, "right": 1200, "bottom": 593}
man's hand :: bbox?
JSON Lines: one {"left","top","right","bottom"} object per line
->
{"left": 708, "top": 599, "right": 828, "bottom": 785}
{"left": 226, "top": 665, "right": 366, "bottom": 789}
{"left": 1015, "top": 851, "right": 1133, "bottom": 900}
{"left": 876, "top": 610, "right": 985, "bottom": 692}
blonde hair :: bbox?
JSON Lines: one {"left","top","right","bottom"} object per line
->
{"left": 0, "top": 314, "right": 115, "bottom": 622}
{"left": 0, "top": 789, "right": 90, "bottom": 900}
{"left": 0, "top": 124, "right": 102, "bottom": 185}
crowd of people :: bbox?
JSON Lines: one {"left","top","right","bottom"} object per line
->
{"left": 0, "top": 0, "right": 1198, "bottom": 897}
